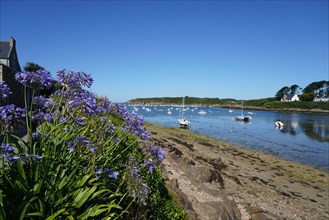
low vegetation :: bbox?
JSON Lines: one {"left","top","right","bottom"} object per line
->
{"left": 0, "top": 69, "right": 186, "bottom": 219}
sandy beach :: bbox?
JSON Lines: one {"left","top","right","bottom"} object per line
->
{"left": 141, "top": 123, "right": 329, "bottom": 220}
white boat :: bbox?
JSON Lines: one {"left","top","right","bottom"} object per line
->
{"left": 235, "top": 100, "right": 252, "bottom": 122}
{"left": 178, "top": 97, "right": 190, "bottom": 128}
{"left": 275, "top": 120, "right": 284, "bottom": 129}
{"left": 235, "top": 115, "right": 252, "bottom": 122}
{"left": 198, "top": 103, "right": 207, "bottom": 115}
{"left": 198, "top": 110, "right": 207, "bottom": 115}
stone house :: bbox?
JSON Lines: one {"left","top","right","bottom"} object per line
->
{"left": 0, "top": 37, "right": 24, "bottom": 107}
{"left": 281, "top": 94, "right": 299, "bottom": 102}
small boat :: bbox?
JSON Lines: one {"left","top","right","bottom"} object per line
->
{"left": 198, "top": 103, "right": 207, "bottom": 115}
{"left": 235, "top": 115, "right": 252, "bottom": 122}
{"left": 178, "top": 117, "right": 190, "bottom": 128}
{"left": 235, "top": 100, "right": 252, "bottom": 122}
{"left": 198, "top": 110, "right": 207, "bottom": 115}
{"left": 178, "top": 97, "right": 190, "bottom": 128}
{"left": 275, "top": 120, "right": 284, "bottom": 129}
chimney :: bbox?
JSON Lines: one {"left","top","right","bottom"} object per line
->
{"left": 9, "top": 37, "right": 15, "bottom": 48}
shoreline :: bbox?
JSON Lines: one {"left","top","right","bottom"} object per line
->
{"left": 142, "top": 123, "right": 329, "bottom": 219}
{"left": 126, "top": 102, "right": 329, "bottom": 114}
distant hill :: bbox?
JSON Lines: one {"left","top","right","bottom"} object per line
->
{"left": 126, "top": 96, "right": 236, "bottom": 105}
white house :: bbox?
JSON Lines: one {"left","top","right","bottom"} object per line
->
{"left": 281, "top": 94, "right": 299, "bottom": 102}
{"left": 313, "top": 95, "right": 329, "bottom": 102}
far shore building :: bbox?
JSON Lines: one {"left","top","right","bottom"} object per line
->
{"left": 0, "top": 37, "right": 25, "bottom": 107}
{"left": 313, "top": 95, "right": 329, "bottom": 102}
{"left": 281, "top": 94, "right": 299, "bottom": 102}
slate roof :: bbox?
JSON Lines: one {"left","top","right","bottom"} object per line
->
{"left": 285, "top": 94, "right": 296, "bottom": 100}
{"left": 0, "top": 41, "right": 12, "bottom": 59}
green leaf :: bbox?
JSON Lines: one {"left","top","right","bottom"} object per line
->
{"left": 19, "top": 202, "right": 29, "bottom": 220}
{"left": 26, "top": 212, "right": 44, "bottom": 217}
{"left": 14, "top": 180, "right": 28, "bottom": 194}
{"left": 74, "top": 186, "right": 97, "bottom": 208}
{"left": 58, "top": 176, "right": 68, "bottom": 190}
{"left": 90, "top": 188, "right": 112, "bottom": 200}
{"left": 16, "top": 161, "right": 27, "bottom": 181}
{"left": 0, "top": 189, "right": 3, "bottom": 206}
{"left": 45, "top": 208, "right": 66, "bottom": 220}
{"left": 75, "top": 174, "right": 92, "bottom": 188}
{"left": 77, "top": 205, "right": 108, "bottom": 219}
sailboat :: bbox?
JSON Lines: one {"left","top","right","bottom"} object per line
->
{"left": 178, "top": 97, "right": 190, "bottom": 128}
{"left": 235, "top": 100, "right": 252, "bottom": 122}
{"left": 198, "top": 102, "right": 207, "bottom": 115}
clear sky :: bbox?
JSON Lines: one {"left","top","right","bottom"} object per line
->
{"left": 1, "top": 0, "right": 328, "bottom": 103}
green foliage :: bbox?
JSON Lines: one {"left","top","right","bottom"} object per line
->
{"left": 1, "top": 70, "right": 185, "bottom": 219}
{"left": 128, "top": 97, "right": 234, "bottom": 106}
{"left": 299, "top": 93, "right": 316, "bottom": 101}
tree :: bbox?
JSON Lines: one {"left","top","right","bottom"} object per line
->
{"left": 23, "top": 62, "right": 45, "bottom": 72}
{"left": 303, "top": 81, "right": 327, "bottom": 95}
{"left": 275, "top": 86, "right": 289, "bottom": 100}
{"left": 289, "top": 84, "right": 300, "bottom": 95}
{"left": 299, "top": 93, "right": 315, "bottom": 101}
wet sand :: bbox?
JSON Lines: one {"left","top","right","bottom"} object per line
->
{"left": 142, "top": 123, "right": 329, "bottom": 220}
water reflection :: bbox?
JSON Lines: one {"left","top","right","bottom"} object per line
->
{"left": 275, "top": 119, "right": 297, "bottom": 136}
{"left": 300, "top": 121, "right": 329, "bottom": 143}
{"left": 275, "top": 118, "right": 329, "bottom": 143}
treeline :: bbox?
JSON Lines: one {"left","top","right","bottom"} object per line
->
{"left": 127, "top": 97, "right": 235, "bottom": 105}
{"left": 275, "top": 80, "right": 329, "bottom": 101}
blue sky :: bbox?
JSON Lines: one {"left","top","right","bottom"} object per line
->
{"left": 1, "top": 0, "right": 328, "bottom": 102}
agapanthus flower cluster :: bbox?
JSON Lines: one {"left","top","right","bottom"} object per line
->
{"left": 149, "top": 146, "right": 165, "bottom": 162}
{"left": 143, "top": 159, "right": 155, "bottom": 173}
{"left": 94, "top": 166, "right": 119, "bottom": 180}
{"left": 15, "top": 69, "right": 53, "bottom": 89}
{"left": 66, "top": 90, "right": 97, "bottom": 115}
{"left": 0, "top": 81, "right": 12, "bottom": 102}
{"left": 126, "top": 158, "right": 150, "bottom": 205}
{"left": 121, "top": 109, "right": 151, "bottom": 140}
{"left": 0, "top": 104, "right": 26, "bottom": 134}
{"left": 0, "top": 143, "right": 42, "bottom": 166}
{"left": 57, "top": 69, "right": 93, "bottom": 89}
{"left": 0, "top": 143, "right": 20, "bottom": 166}
{"left": 67, "top": 135, "right": 97, "bottom": 153}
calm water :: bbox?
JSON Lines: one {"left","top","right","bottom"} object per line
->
{"left": 128, "top": 105, "right": 329, "bottom": 171}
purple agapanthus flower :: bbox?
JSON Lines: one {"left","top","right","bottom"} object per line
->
{"left": 149, "top": 146, "right": 165, "bottom": 162}
{"left": 56, "top": 69, "right": 93, "bottom": 89}
{"left": 1, "top": 143, "right": 20, "bottom": 166}
{"left": 15, "top": 69, "right": 53, "bottom": 89}
{"left": 44, "top": 113, "right": 54, "bottom": 122}
{"left": 105, "top": 168, "right": 119, "bottom": 180}
{"left": 32, "top": 131, "right": 42, "bottom": 139}
{"left": 0, "top": 104, "right": 26, "bottom": 134}
{"left": 0, "top": 81, "right": 12, "bottom": 101}
{"left": 67, "top": 141, "right": 74, "bottom": 152}
{"left": 144, "top": 160, "right": 154, "bottom": 173}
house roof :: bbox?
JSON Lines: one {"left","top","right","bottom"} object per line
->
{"left": 0, "top": 41, "right": 12, "bottom": 59}
{"left": 285, "top": 94, "right": 297, "bottom": 100}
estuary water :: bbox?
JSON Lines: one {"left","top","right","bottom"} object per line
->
{"left": 128, "top": 105, "right": 329, "bottom": 171}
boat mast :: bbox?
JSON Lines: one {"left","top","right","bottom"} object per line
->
{"left": 182, "top": 96, "right": 185, "bottom": 118}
